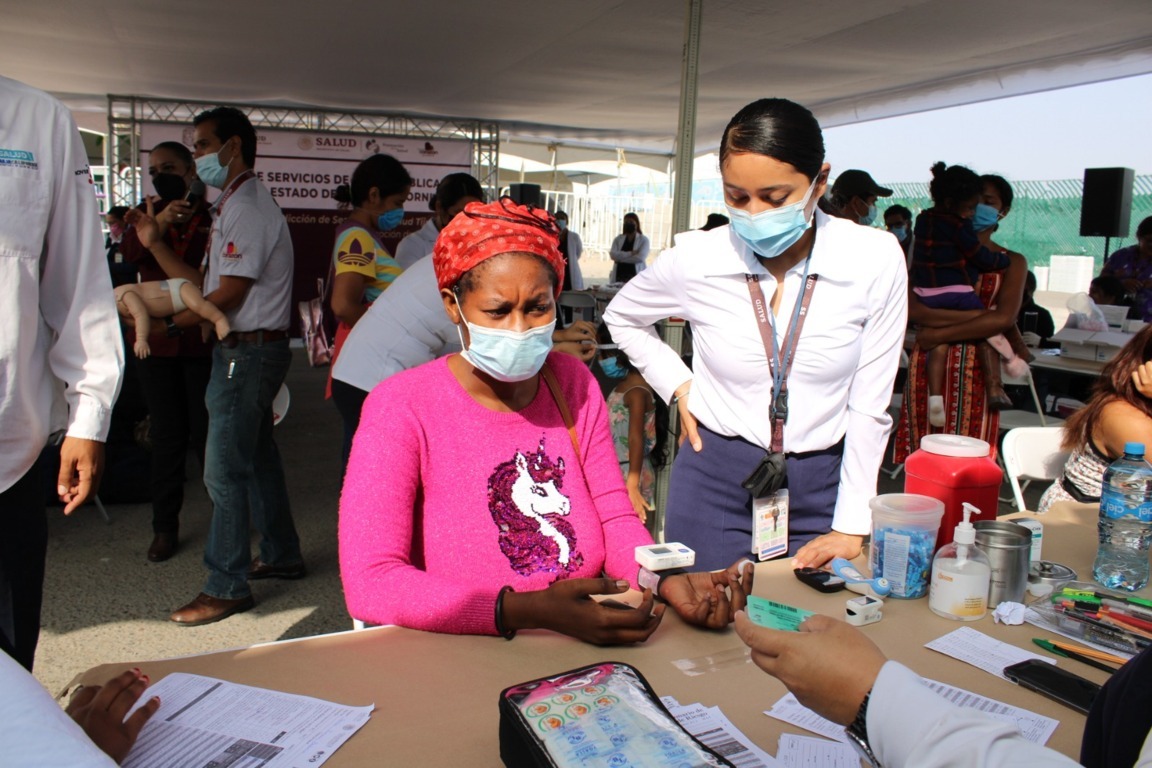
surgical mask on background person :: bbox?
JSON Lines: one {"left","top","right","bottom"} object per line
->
{"left": 972, "top": 203, "right": 1001, "bottom": 232}
{"left": 108, "top": 222, "right": 124, "bottom": 241}
{"left": 195, "top": 145, "right": 232, "bottom": 189}
{"left": 152, "top": 173, "right": 187, "bottom": 201}
{"left": 555, "top": 219, "right": 567, "bottom": 231}
{"left": 376, "top": 208, "right": 404, "bottom": 231}
{"left": 725, "top": 176, "right": 818, "bottom": 259}
{"left": 623, "top": 222, "right": 637, "bottom": 235}
{"left": 455, "top": 304, "right": 555, "bottom": 382}
{"left": 858, "top": 203, "right": 877, "bottom": 227}
{"left": 599, "top": 355, "right": 628, "bottom": 379}
{"left": 890, "top": 225, "right": 908, "bottom": 242}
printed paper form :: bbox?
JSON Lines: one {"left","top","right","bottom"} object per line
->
{"left": 670, "top": 702, "right": 780, "bottom": 767}
{"left": 766, "top": 676, "right": 1057, "bottom": 747}
{"left": 122, "top": 673, "right": 372, "bottom": 767}
{"left": 925, "top": 626, "right": 1055, "bottom": 679}
{"left": 775, "top": 734, "right": 860, "bottom": 767}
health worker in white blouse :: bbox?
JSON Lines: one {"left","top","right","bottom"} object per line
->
{"left": 604, "top": 98, "right": 907, "bottom": 571}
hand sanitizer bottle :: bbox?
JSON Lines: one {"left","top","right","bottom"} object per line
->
{"left": 929, "top": 502, "right": 992, "bottom": 621}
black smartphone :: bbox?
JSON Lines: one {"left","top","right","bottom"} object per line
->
{"left": 793, "top": 567, "right": 846, "bottom": 593}
{"left": 1003, "top": 659, "right": 1101, "bottom": 715}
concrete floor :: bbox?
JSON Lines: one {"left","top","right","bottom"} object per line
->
{"left": 30, "top": 347, "right": 1044, "bottom": 697}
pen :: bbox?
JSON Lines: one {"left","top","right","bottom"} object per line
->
{"left": 1032, "top": 639, "right": 1118, "bottom": 674}
{"left": 1048, "top": 638, "right": 1130, "bottom": 665}
{"left": 227, "top": 360, "right": 236, "bottom": 380}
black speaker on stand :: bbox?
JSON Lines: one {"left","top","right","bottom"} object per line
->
{"left": 507, "top": 183, "right": 542, "bottom": 207}
{"left": 1080, "top": 167, "right": 1135, "bottom": 259}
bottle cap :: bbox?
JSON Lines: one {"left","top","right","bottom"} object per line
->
{"left": 919, "top": 434, "right": 991, "bottom": 458}
{"left": 1124, "top": 442, "right": 1145, "bottom": 456}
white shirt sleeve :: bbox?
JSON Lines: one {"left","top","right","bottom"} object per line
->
{"left": 609, "top": 234, "right": 649, "bottom": 265}
{"left": 869, "top": 661, "right": 1080, "bottom": 768}
{"left": 602, "top": 248, "right": 692, "bottom": 403}
{"left": 39, "top": 94, "right": 124, "bottom": 442}
{"left": 0, "top": 652, "right": 118, "bottom": 767}
{"left": 832, "top": 242, "right": 908, "bottom": 534}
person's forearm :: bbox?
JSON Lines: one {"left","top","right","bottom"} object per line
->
{"left": 146, "top": 239, "right": 202, "bottom": 284}
{"left": 333, "top": 301, "right": 367, "bottom": 327}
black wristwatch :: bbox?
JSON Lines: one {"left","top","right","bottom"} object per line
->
{"left": 845, "top": 691, "right": 882, "bottom": 767}
{"left": 164, "top": 315, "right": 181, "bottom": 338}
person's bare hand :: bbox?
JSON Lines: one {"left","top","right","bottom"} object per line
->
{"left": 735, "top": 612, "right": 886, "bottom": 725}
{"left": 661, "top": 559, "right": 754, "bottom": 629}
{"left": 158, "top": 198, "right": 194, "bottom": 227}
{"left": 626, "top": 479, "right": 650, "bottom": 523}
{"left": 791, "top": 532, "right": 863, "bottom": 570}
{"left": 1132, "top": 361, "right": 1152, "bottom": 399}
{"left": 504, "top": 578, "right": 665, "bottom": 645}
{"left": 66, "top": 668, "right": 161, "bottom": 764}
{"left": 673, "top": 383, "right": 701, "bottom": 452}
{"left": 915, "top": 326, "right": 944, "bottom": 350}
{"left": 554, "top": 320, "right": 597, "bottom": 344}
{"left": 554, "top": 341, "right": 597, "bottom": 362}
{"left": 58, "top": 437, "right": 104, "bottom": 515}
{"left": 1021, "top": 331, "right": 1042, "bottom": 348}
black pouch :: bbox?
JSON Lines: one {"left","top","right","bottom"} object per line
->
{"left": 741, "top": 451, "right": 787, "bottom": 498}
{"left": 498, "top": 661, "right": 736, "bottom": 767}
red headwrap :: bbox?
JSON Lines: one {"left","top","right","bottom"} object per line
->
{"left": 433, "top": 197, "right": 566, "bottom": 296}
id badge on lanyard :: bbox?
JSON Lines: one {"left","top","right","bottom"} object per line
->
{"left": 743, "top": 252, "right": 818, "bottom": 560}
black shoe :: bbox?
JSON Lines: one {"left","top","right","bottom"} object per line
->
{"left": 147, "top": 531, "right": 178, "bottom": 562}
{"left": 247, "top": 557, "right": 307, "bottom": 580}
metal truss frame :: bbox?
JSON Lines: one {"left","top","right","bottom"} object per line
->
{"left": 106, "top": 95, "right": 499, "bottom": 207}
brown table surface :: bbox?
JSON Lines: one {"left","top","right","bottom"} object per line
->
{"left": 76, "top": 501, "right": 1134, "bottom": 766}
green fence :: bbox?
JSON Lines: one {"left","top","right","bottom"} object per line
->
{"left": 883, "top": 175, "right": 1152, "bottom": 272}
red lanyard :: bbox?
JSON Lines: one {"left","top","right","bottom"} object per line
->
{"left": 745, "top": 265, "right": 818, "bottom": 454}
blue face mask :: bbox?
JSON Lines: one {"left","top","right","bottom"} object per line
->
{"left": 972, "top": 203, "right": 1000, "bottom": 232}
{"left": 377, "top": 207, "right": 404, "bottom": 231}
{"left": 890, "top": 225, "right": 908, "bottom": 242}
{"left": 599, "top": 355, "right": 628, "bottom": 379}
{"left": 194, "top": 144, "right": 232, "bottom": 189}
{"left": 725, "top": 176, "right": 819, "bottom": 259}
{"left": 455, "top": 303, "right": 555, "bottom": 382}
{"left": 555, "top": 219, "right": 567, "bottom": 231}
{"left": 858, "top": 203, "right": 877, "bottom": 227}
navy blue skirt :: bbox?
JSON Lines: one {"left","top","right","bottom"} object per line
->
{"left": 664, "top": 424, "right": 844, "bottom": 571}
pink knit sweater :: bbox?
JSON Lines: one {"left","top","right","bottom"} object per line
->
{"left": 339, "top": 351, "right": 654, "bottom": 635}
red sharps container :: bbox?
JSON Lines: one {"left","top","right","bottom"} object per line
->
{"left": 904, "top": 434, "right": 1002, "bottom": 549}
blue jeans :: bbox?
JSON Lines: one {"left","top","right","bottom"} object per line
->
{"left": 202, "top": 339, "right": 301, "bottom": 599}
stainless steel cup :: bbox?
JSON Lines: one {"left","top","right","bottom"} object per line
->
{"left": 974, "top": 520, "right": 1033, "bottom": 605}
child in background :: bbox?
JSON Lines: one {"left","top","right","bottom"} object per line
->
{"left": 911, "top": 162, "right": 1032, "bottom": 425}
{"left": 597, "top": 324, "right": 668, "bottom": 523}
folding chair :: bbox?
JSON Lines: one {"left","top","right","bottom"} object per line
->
{"left": 557, "top": 291, "right": 599, "bottom": 326}
{"left": 998, "top": 367, "right": 1063, "bottom": 431}
{"left": 1001, "top": 427, "right": 1069, "bottom": 512}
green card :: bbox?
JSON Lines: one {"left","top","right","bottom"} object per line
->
{"left": 746, "top": 595, "right": 814, "bottom": 632}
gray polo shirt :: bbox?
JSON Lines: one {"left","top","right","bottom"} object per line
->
{"left": 204, "top": 174, "right": 293, "bottom": 332}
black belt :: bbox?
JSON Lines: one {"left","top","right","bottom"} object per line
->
{"left": 1061, "top": 475, "right": 1100, "bottom": 504}
{"left": 220, "top": 329, "right": 288, "bottom": 348}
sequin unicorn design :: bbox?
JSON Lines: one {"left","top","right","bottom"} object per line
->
{"left": 488, "top": 438, "right": 583, "bottom": 577}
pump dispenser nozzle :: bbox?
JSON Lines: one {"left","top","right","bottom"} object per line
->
{"left": 955, "top": 503, "right": 979, "bottom": 546}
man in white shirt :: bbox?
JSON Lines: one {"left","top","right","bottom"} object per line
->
{"left": 735, "top": 612, "right": 1152, "bottom": 767}
{"left": 168, "top": 107, "right": 303, "bottom": 626}
{"left": 0, "top": 76, "right": 124, "bottom": 670}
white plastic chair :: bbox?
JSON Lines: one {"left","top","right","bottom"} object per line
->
{"left": 1001, "top": 427, "right": 1069, "bottom": 512}
{"left": 998, "top": 367, "right": 1063, "bottom": 431}
{"left": 557, "top": 291, "right": 599, "bottom": 325}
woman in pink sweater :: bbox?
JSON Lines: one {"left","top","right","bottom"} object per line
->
{"left": 339, "top": 198, "right": 752, "bottom": 644}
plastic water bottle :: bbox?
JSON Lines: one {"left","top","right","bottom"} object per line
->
{"left": 1093, "top": 442, "right": 1152, "bottom": 591}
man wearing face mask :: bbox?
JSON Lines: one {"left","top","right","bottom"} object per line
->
{"left": 167, "top": 107, "right": 303, "bottom": 626}
{"left": 118, "top": 140, "right": 212, "bottom": 562}
{"left": 829, "top": 169, "right": 891, "bottom": 227}
{"left": 883, "top": 204, "right": 914, "bottom": 263}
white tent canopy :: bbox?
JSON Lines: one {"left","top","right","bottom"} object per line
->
{"left": 4, "top": 0, "right": 1150, "bottom": 154}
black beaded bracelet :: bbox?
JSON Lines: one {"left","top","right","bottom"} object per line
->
{"left": 495, "top": 585, "right": 517, "bottom": 640}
